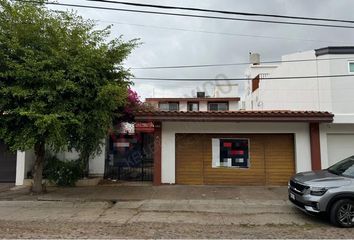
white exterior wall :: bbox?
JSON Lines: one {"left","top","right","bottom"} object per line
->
{"left": 16, "top": 143, "right": 106, "bottom": 185}
{"left": 161, "top": 121, "right": 312, "bottom": 184}
{"left": 15, "top": 151, "right": 26, "bottom": 186}
{"left": 55, "top": 147, "right": 106, "bottom": 177}
{"left": 244, "top": 65, "right": 278, "bottom": 110}
{"left": 229, "top": 101, "right": 239, "bottom": 111}
{"left": 244, "top": 51, "right": 354, "bottom": 123}
{"left": 245, "top": 51, "right": 326, "bottom": 111}
{"left": 15, "top": 150, "right": 35, "bottom": 186}
{"left": 179, "top": 101, "right": 187, "bottom": 111}
{"left": 89, "top": 150, "right": 106, "bottom": 176}
{"left": 326, "top": 54, "right": 354, "bottom": 115}
{"left": 199, "top": 101, "right": 208, "bottom": 111}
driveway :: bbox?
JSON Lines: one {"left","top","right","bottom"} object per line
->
{"left": 0, "top": 185, "right": 352, "bottom": 238}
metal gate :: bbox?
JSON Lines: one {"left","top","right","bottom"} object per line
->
{"left": 0, "top": 141, "right": 17, "bottom": 182}
{"left": 105, "top": 133, "right": 154, "bottom": 181}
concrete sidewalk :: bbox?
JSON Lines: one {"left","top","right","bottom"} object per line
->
{"left": 0, "top": 199, "right": 316, "bottom": 226}
{"left": 0, "top": 185, "right": 319, "bottom": 226}
{"left": 0, "top": 184, "right": 289, "bottom": 202}
{"left": 0, "top": 185, "right": 343, "bottom": 238}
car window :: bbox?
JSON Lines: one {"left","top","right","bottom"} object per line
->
{"left": 328, "top": 156, "right": 354, "bottom": 178}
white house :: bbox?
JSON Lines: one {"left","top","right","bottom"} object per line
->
{"left": 3, "top": 47, "right": 350, "bottom": 187}
{"left": 244, "top": 46, "right": 354, "bottom": 169}
{"left": 135, "top": 86, "right": 333, "bottom": 186}
{"left": 5, "top": 92, "right": 333, "bottom": 187}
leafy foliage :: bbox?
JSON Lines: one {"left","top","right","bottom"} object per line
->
{"left": 0, "top": 0, "right": 138, "bottom": 191}
{"left": 43, "top": 155, "right": 82, "bottom": 187}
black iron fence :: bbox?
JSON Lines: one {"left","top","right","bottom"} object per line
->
{"left": 105, "top": 133, "right": 154, "bottom": 181}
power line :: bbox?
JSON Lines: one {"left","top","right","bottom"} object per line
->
{"left": 23, "top": 1, "right": 354, "bottom": 29}
{"left": 100, "top": 20, "right": 351, "bottom": 45}
{"left": 132, "top": 74, "right": 354, "bottom": 81}
{"left": 130, "top": 57, "right": 352, "bottom": 70}
{"left": 85, "top": 0, "right": 354, "bottom": 25}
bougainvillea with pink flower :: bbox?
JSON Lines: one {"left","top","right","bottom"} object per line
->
{"left": 115, "top": 88, "right": 154, "bottom": 123}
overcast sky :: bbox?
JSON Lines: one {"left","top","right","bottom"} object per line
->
{"left": 51, "top": 0, "right": 354, "bottom": 100}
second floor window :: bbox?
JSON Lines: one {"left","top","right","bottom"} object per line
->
{"left": 187, "top": 102, "right": 199, "bottom": 111}
{"left": 208, "top": 102, "right": 228, "bottom": 111}
{"left": 159, "top": 102, "right": 179, "bottom": 111}
{"left": 349, "top": 62, "right": 354, "bottom": 73}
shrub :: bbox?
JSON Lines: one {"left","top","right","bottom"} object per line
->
{"left": 43, "top": 156, "right": 83, "bottom": 186}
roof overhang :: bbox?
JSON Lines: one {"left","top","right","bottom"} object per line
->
{"left": 135, "top": 110, "right": 334, "bottom": 123}
{"left": 315, "top": 46, "right": 354, "bottom": 56}
{"left": 145, "top": 97, "right": 241, "bottom": 102}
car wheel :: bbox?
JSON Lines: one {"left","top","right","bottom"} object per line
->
{"left": 330, "top": 199, "right": 354, "bottom": 228}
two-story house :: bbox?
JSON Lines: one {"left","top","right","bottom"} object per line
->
{"left": 244, "top": 46, "right": 354, "bottom": 169}
{"left": 145, "top": 92, "right": 241, "bottom": 112}
{"left": 8, "top": 51, "right": 337, "bottom": 187}
{"left": 135, "top": 91, "right": 332, "bottom": 186}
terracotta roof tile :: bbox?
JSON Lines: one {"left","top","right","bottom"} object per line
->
{"left": 134, "top": 110, "right": 334, "bottom": 123}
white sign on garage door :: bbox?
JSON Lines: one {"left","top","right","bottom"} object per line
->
{"left": 327, "top": 134, "right": 354, "bottom": 166}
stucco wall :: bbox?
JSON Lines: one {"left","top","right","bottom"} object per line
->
{"left": 161, "top": 121, "right": 312, "bottom": 184}
{"left": 55, "top": 147, "right": 106, "bottom": 176}
{"left": 244, "top": 51, "right": 354, "bottom": 123}
{"left": 16, "top": 144, "right": 106, "bottom": 185}
{"left": 327, "top": 54, "right": 354, "bottom": 114}
{"left": 15, "top": 150, "right": 36, "bottom": 185}
{"left": 228, "top": 101, "right": 239, "bottom": 111}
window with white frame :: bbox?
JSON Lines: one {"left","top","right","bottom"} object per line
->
{"left": 208, "top": 102, "right": 228, "bottom": 111}
{"left": 159, "top": 102, "right": 179, "bottom": 111}
{"left": 187, "top": 102, "right": 199, "bottom": 111}
{"left": 212, "top": 138, "right": 250, "bottom": 168}
{"left": 349, "top": 62, "right": 354, "bottom": 73}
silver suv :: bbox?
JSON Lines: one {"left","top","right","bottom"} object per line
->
{"left": 288, "top": 156, "right": 354, "bottom": 227}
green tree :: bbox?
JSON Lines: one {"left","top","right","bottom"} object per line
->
{"left": 0, "top": 0, "right": 138, "bottom": 193}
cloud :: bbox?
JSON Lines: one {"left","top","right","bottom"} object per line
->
{"left": 53, "top": 0, "right": 354, "bottom": 100}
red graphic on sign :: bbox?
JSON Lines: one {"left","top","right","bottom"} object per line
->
{"left": 230, "top": 150, "right": 244, "bottom": 155}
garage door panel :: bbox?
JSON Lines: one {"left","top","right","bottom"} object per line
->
{"left": 264, "top": 135, "right": 295, "bottom": 185}
{"left": 175, "top": 134, "right": 204, "bottom": 184}
{"left": 176, "top": 134, "right": 295, "bottom": 186}
{"left": 327, "top": 134, "right": 354, "bottom": 166}
{"left": 203, "top": 134, "right": 266, "bottom": 185}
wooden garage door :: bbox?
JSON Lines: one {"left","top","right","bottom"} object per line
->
{"left": 176, "top": 134, "right": 204, "bottom": 184}
{"left": 0, "top": 142, "right": 17, "bottom": 182}
{"left": 175, "top": 134, "right": 295, "bottom": 185}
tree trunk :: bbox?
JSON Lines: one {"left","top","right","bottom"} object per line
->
{"left": 32, "top": 141, "right": 45, "bottom": 193}
{"left": 79, "top": 152, "right": 90, "bottom": 178}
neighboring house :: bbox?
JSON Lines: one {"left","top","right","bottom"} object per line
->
{"left": 244, "top": 46, "right": 354, "bottom": 169}
{"left": 145, "top": 93, "right": 241, "bottom": 112}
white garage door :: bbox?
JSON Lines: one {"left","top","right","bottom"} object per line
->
{"left": 327, "top": 134, "right": 354, "bottom": 166}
